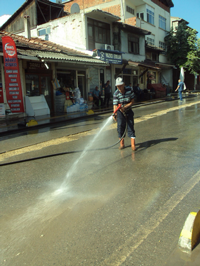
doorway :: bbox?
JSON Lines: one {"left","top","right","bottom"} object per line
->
{"left": 77, "top": 71, "right": 86, "bottom": 99}
{"left": 25, "top": 73, "right": 53, "bottom": 112}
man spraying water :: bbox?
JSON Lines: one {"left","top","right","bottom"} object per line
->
{"left": 113, "top": 77, "right": 136, "bottom": 151}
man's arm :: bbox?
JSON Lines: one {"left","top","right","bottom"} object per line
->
{"left": 120, "top": 98, "right": 134, "bottom": 112}
{"left": 175, "top": 84, "right": 180, "bottom": 92}
{"left": 113, "top": 105, "right": 118, "bottom": 121}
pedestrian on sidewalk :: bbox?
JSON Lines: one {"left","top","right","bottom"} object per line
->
{"left": 175, "top": 79, "right": 184, "bottom": 101}
{"left": 104, "top": 80, "right": 111, "bottom": 107}
{"left": 113, "top": 77, "right": 136, "bottom": 151}
{"left": 92, "top": 86, "right": 102, "bottom": 108}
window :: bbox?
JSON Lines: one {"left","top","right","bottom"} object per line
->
{"left": 159, "top": 41, "right": 166, "bottom": 49}
{"left": 147, "top": 37, "right": 155, "bottom": 46}
{"left": 38, "top": 27, "right": 51, "bottom": 40}
{"left": 126, "top": 6, "right": 134, "bottom": 15}
{"left": 128, "top": 35, "right": 139, "bottom": 54}
{"left": 87, "top": 18, "right": 110, "bottom": 50}
{"left": 38, "top": 26, "right": 51, "bottom": 36}
{"left": 137, "top": 13, "right": 144, "bottom": 19}
{"left": 159, "top": 15, "right": 166, "bottom": 30}
{"left": 147, "top": 5, "right": 154, "bottom": 25}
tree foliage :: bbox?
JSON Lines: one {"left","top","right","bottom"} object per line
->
{"left": 165, "top": 21, "right": 200, "bottom": 74}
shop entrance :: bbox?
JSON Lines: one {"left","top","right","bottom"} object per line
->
{"left": 115, "top": 68, "right": 138, "bottom": 87}
{"left": 77, "top": 71, "right": 86, "bottom": 99}
{"left": 57, "top": 70, "right": 86, "bottom": 99}
{"left": 25, "top": 62, "right": 53, "bottom": 112}
{"left": 26, "top": 74, "right": 53, "bottom": 111}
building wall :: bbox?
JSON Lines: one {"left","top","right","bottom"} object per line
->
{"left": 47, "top": 13, "right": 86, "bottom": 49}
{"left": 161, "top": 68, "right": 173, "bottom": 88}
{"left": 88, "top": 67, "right": 99, "bottom": 91}
{"left": 63, "top": 0, "right": 172, "bottom": 64}
{"left": 64, "top": 0, "right": 116, "bottom": 13}
{"left": 20, "top": 13, "right": 87, "bottom": 50}
{"left": 4, "top": 1, "right": 37, "bottom": 33}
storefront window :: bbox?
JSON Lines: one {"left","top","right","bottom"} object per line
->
{"left": 115, "top": 68, "right": 138, "bottom": 87}
{"left": 26, "top": 74, "right": 40, "bottom": 96}
{"left": 57, "top": 70, "right": 76, "bottom": 89}
{"left": 25, "top": 62, "right": 53, "bottom": 112}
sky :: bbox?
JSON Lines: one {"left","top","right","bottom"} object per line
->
{"left": 0, "top": 0, "right": 200, "bottom": 37}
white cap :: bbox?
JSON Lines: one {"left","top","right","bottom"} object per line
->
{"left": 115, "top": 77, "right": 124, "bottom": 86}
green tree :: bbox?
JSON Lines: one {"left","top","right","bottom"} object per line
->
{"left": 165, "top": 21, "right": 200, "bottom": 75}
{"left": 184, "top": 28, "right": 200, "bottom": 74}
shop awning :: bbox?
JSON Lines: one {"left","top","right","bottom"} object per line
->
{"left": 155, "top": 62, "right": 176, "bottom": 69}
{"left": 17, "top": 50, "right": 109, "bottom": 65}
{"left": 139, "top": 63, "right": 160, "bottom": 70}
{"left": 146, "top": 44, "right": 164, "bottom": 53}
{"left": 128, "top": 60, "right": 160, "bottom": 70}
{"left": 128, "top": 61, "right": 139, "bottom": 67}
{"left": 0, "top": 51, "right": 39, "bottom": 61}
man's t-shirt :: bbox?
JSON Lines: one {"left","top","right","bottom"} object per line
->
{"left": 113, "top": 86, "right": 135, "bottom": 111}
{"left": 93, "top": 89, "right": 100, "bottom": 97}
{"left": 178, "top": 81, "right": 184, "bottom": 91}
{"left": 105, "top": 84, "right": 111, "bottom": 94}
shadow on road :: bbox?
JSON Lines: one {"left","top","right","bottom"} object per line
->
{"left": 127, "top": 137, "right": 178, "bottom": 151}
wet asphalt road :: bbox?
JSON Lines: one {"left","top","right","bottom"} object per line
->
{"left": 1, "top": 97, "right": 200, "bottom": 266}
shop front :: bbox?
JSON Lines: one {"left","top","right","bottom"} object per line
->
{"left": 114, "top": 67, "right": 139, "bottom": 87}
{"left": 56, "top": 69, "right": 86, "bottom": 100}
{"left": 25, "top": 62, "right": 53, "bottom": 113}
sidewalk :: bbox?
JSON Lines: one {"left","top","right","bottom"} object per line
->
{"left": 0, "top": 92, "right": 198, "bottom": 137}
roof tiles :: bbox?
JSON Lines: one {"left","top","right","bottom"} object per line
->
{"left": 0, "top": 30, "right": 93, "bottom": 58}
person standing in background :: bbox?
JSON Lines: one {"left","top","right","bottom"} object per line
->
{"left": 100, "top": 81, "right": 105, "bottom": 107}
{"left": 104, "top": 80, "right": 111, "bottom": 107}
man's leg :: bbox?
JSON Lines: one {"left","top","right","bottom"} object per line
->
{"left": 126, "top": 110, "right": 136, "bottom": 150}
{"left": 117, "top": 111, "right": 126, "bottom": 149}
{"left": 179, "top": 90, "right": 183, "bottom": 101}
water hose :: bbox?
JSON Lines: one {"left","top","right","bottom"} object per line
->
{"left": 0, "top": 107, "right": 127, "bottom": 167}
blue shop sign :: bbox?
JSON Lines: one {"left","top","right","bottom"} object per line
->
{"left": 97, "top": 49, "right": 122, "bottom": 64}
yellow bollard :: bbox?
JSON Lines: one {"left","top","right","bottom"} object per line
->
{"left": 178, "top": 210, "right": 200, "bottom": 252}
{"left": 26, "top": 119, "right": 38, "bottom": 127}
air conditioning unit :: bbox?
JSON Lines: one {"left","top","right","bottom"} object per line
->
{"left": 95, "top": 43, "right": 103, "bottom": 50}
{"left": 104, "top": 44, "right": 114, "bottom": 51}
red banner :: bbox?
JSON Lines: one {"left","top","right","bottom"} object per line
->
{"left": 2, "top": 36, "right": 24, "bottom": 113}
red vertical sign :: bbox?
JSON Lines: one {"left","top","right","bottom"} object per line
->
{"left": 2, "top": 36, "right": 24, "bottom": 113}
